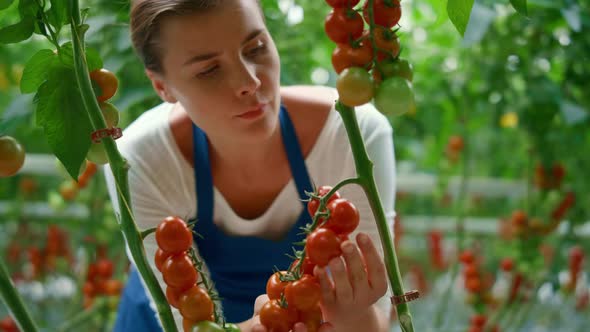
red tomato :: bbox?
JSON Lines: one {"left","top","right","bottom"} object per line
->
{"left": 259, "top": 299, "right": 299, "bottom": 332}
{"left": 459, "top": 250, "right": 475, "bottom": 265}
{"left": 463, "top": 264, "right": 479, "bottom": 279}
{"left": 299, "top": 304, "right": 323, "bottom": 332}
{"left": 166, "top": 285, "right": 186, "bottom": 308}
{"left": 0, "top": 136, "right": 25, "bottom": 178}
{"left": 103, "top": 279, "right": 123, "bottom": 296}
{"left": 284, "top": 274, "right": 321, "bottom": 311}
{"left": 363, "top": 0, "right": 402, "bottom": 28}
{"left": 89, "top": 68, "right": 119, "bottom": 102}
{"left": 325, "top": 0, "right": 360, "bottom": 8}
{"left": 324, "top": 198, "right": 360, "bottom": 235}
{"left": 325, "top": 8, "right": 364, "bottom": 44}
{"left": 161, "top": 254, "right": 198, "bottom": 290}
{"left": 95, "top": 259, "right": 114, "bottom": 278}
{"left": 178, "top": 285, "right": 214, "bottom": 322}
{"left": 156, "top": 216, "right": 193, "bottom": 254}
{"left": 369, "top": 26, "right": 400, "bottom": 60}
{"left": 266, "top": 271, "right": 289, "bottom": 300}
{"left": 306, "top": 228, "right": 343, "bottom": 267}
{"left": 307, "top": 186, "right": 341, "bottom": 218}
{"left": 155, "top": 248, "right": 172, "bottom": 272}
{"left": 290, "top": 255, "right": 316, "bottom": 276}
{"left": 331, "top": 41, "right": 373, "bottom": 74}
{"left": 470, "top": 314, "right": 487, "bottom": 327}
{"left": 500, "top": 258, "right": 514, "bottom": 272}
{"left": 82, "top": 281, "right": 95, "bottom": 297}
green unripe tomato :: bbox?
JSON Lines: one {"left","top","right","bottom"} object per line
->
{"left": 190, "top": 321, "right": 225, "bottom": 332}
{"left": 336, "top": 67, "right": 374, "bottom": 107}
{"left": 374, "top": 77, "right": 415, "bottom": 117}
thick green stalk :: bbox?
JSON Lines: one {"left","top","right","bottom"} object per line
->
{"left": 69, "top": 3, "right": 177, "bottom": 331}
{"left": 0, "top": 259, "right": 38, "bottom": 332}
{"left": 336, "top": 102, "right": 415, "bottom": 332}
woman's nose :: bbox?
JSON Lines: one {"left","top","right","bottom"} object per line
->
{"left": 234, "top": 62, "right": 261, "bottom": 97}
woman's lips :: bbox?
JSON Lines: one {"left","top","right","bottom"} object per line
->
{"left": 237, "top": 104, "right": 266, "bottom": 120}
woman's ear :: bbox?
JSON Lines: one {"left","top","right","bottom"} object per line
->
{"left": 146, "top": 69, "right": 178, "bottom": 103}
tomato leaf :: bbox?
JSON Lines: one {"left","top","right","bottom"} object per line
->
{"left": 509, "top": 0, "right": 527, "bottom": 16}
{"left": 0, "top": 0, "right": 14, "bottom": 10}
{"left": 57, "top": 42, "right": 103, "bottom": 71}
{"left": 18, "top": 0, "right": 36, "bottom": 17}
{"left": 47, "top": 0, "right": 69, "bottom": 32}
{"left": 35, "top": 65, "right": 93, "bottom": 179}
{"left": 0, "top": 16, "right": 35, "bottom": 44}
{"left": 447, "top": 0, "right": 475, "bottom": 36}
{"left": 21, "top": 49, "right": 58, "bottom": 94}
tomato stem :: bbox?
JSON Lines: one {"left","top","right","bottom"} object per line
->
{"left": 69, "top": 1, "right": 178, "bottom": 331}
{"left": 188, "top": 249, "right": 223, "bottom": 325}
{"left": 335, "top": 101, "right": 415, "bottom": 332}
{"left": 0, "top": 258, "right": 39, "bottom": 332}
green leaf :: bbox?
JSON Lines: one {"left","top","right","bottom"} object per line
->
{"left": 447, "top": 0, "right": 475, "bottom": 36}
{"left": 56, "top": 42, "right": 103, "bottom": 71}
{"left": 47, "top": 0, "right": 68, "bottom": 31}
{"left": 509, "top": 0, "right": 528, "bottom": 16}
{"left": 0, "top": 0, "right": 14, "bottom": 10}
{"left": 21, "top": 49, "right": 58, "bottom": 94}
{"left": 35, "top": 65, "right": 93, "bottom": 179}
{"left": 18, "top": 0, "right": 36, "bottom": 17}
{"left": 0, "top": 16, "right": 35, "bottom": 44}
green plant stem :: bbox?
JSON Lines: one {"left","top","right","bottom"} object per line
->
{"left": 0, "top": 258, "right": 38, "bottom": 332}
{"left": 336, "top": 101, "right": 414, "bottom": 332}
{"left": 69, "top": 2, "right": 177, "bottom": 331}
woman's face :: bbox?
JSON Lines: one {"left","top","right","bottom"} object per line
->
{"left": 151, "top": 0, "right": 281, "bottom": 144}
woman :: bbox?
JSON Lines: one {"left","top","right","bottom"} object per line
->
{"left": 105, "top": 0, "right": 397, "bottom": 331}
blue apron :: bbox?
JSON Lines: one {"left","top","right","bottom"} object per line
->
{"left": 113, "top": 105, "right": 313, "bottom": 330}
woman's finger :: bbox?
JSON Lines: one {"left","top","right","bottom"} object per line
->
{"left": 318, "top": 321, "right": 335, "bottom": 332}
{"left": 341, "top": 240, "right": 368, "bottom": 296}
{"left": 314, "top": 265, "right": 335, "bottom": 305}
{"left": 356, "top": 233, "right": 387, "bottom": 294}
{"left": 328, "top": 256, "right": 353, "bottom": 304}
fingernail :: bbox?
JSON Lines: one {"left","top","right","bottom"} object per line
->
{"left": 358, "top": 233, "right": 370, "bottom": 244}
{"left": 342, "top": 242, "right": 354, "bottom": 254}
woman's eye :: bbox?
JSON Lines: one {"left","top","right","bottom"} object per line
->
{"left": 197, "top": 66, "right": 218, "bottom": 78}
{"left": 246, "top": 43, "right": 267, "bottom": 57}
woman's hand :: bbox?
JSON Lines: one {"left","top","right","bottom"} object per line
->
{"left": 249, "top": 295, "right": 335, "bottom": 332}
{"left": 313, "top": 232, "right": 389, "bottom": 332}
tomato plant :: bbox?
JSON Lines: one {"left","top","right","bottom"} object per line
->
{"left": 184, "top": 320, "right": 225, "bottom": 332}
{"left": 374, "top": 76, "right": 415, "bottom": 116}
{"left": 178, "top": 285, "right": 214, "bottom": 322}
{"left": 299, "top": 305, "right": 323, "bottom": 332}
{"left": 306, "top": 228, "right": 343, "bottom": 266}
{"left": 156, "top": 216, "right": 193, "bottom": 254}
{"left": 155, "top": 248, "right": 172, "bottom": 272}
{"left": 307, "top": 185, "right": 341, "bottom": 217}
{"left": 290, "top": 255, "right": 316, "bottom": 276}
{"left": 90, "top": 68, "right": 119, "bottom": 102}
{"left": 0, "top": 136, "right": 26, "bottom": 177}
{"left": 336, "top": 67, "right": 374, "bottom": 107}
{"left": 371, "top": 26, "right": 401, "bottom": 60}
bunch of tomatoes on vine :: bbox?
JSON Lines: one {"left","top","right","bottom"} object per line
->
{"left": 326, "top": 0, "right": 414, "bottom": 116}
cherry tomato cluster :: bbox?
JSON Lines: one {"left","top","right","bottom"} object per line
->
{"left": 58, "top": 161, "right": 98, "bottom": 201}
{"left": 87, "top": 68, "right": 121, "bottom": 165}
{"left": 83, "top": 255, "right": 123, "bottom": 309}
{"left": 0, "top": 135, "right": 26, "bottom": 178}
{"left": 567, "top": 246, "right": 585, "bottom": 291}
{"left": 427, "top": 230, "right": 446, "bottom": 270}
{"left": 534, "top": 162, "right": 565, "bottom": 190}
{"left": 259, "top": 185, "right": 360, "bottom": 332}
{"left": 0, "top": 316, "right": 18, "bottom": 332}
{"left": 325, "top": 0, "right": 415, "bottom": 116}
{"left": 459, "top": 250, "right": 484, "bottom": 295}
{"left": 154, "top": 216, "right": 219, "bottom": 332}
{"left": 550, "top": 191, "right": 575, "bottom": 222}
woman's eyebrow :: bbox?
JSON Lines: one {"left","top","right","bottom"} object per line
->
{"left": 183, "top": 29, "right": 265, "bottom": 67}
